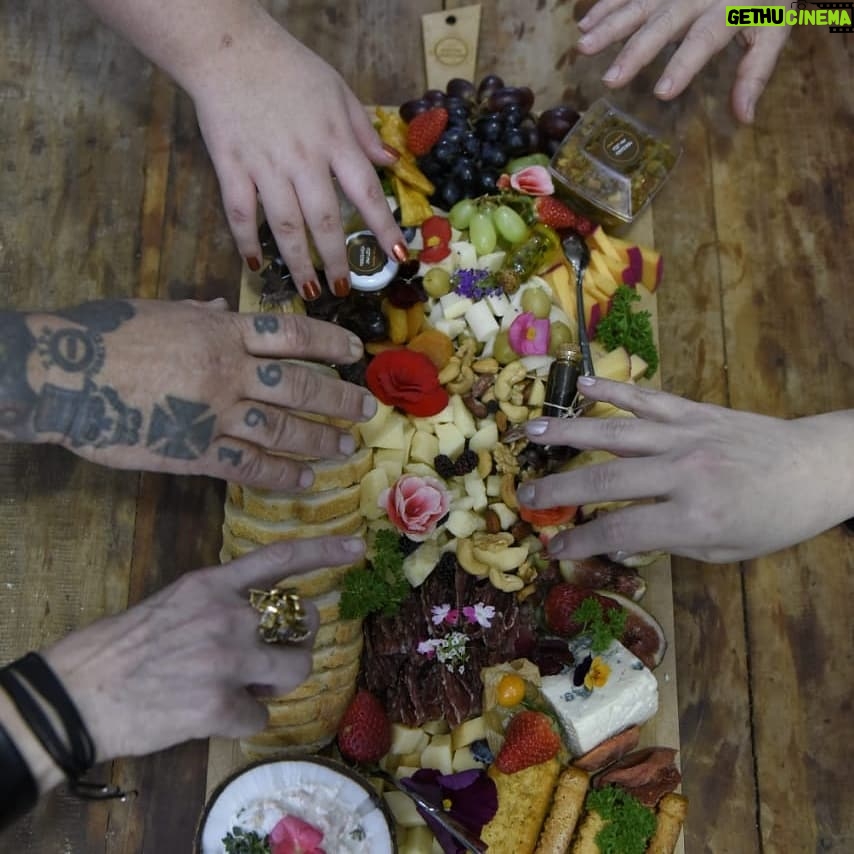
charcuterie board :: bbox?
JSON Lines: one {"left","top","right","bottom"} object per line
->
{"left": 205, "top": 100, "right": 684, "bottom": 854}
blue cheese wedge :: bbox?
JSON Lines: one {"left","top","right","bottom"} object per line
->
{"left": 540, "top": 637, "right": 658, "bottom": 756}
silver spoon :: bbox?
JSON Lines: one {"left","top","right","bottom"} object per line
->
{"left": 561, "top": 231, "right": 595, "bottom": 378}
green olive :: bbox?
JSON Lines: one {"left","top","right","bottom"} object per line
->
{"left": 548, "top": 321, "right": 575, "bottom": 356}
{"left": 423, "top": 267, "right": 452, "bottom": 298}
{"left": 520, "top": 286, "right": 552, "bottom": 319}
{"left": 492, "top": 330, "right": 517, "bottom": 365}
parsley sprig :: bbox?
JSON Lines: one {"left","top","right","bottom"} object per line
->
{"left": 586, "top": 786, "right": 657, "bottom": 854}
{"left": 572, "top": 597, "right": 627, "bottom": 653}
{"left": 223, "top": 827, "right": 269, "bottom": 854}
{"left": 595, "top": 285, "right": 659, "bottom": 378}
{"left": 339, "top": 529, "right": 410, "bottom": 620}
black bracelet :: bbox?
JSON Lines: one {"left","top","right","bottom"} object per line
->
{"left": 0, "top": 654, "right": 129, "bottom": 801}
{"left": 0, "top": 720, "right": 39, "bottom": 830}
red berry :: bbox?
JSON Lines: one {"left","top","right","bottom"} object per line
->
{"left": 534, "top": 196, "right": 577, "bottom": 230}
{"left": 337, "top": 690, "right": 391, "bottom": 764}
{"left": 406, "top": 107, "right": 449, "bottom": 156}
{"left": 543, "top": 583, "right": 618, "bottom": 637}
{"left": 495, "top": 710, "right": 561, "bottom": 774}
{"left": 574, "top": 214, "right": 596, "bottom": 236}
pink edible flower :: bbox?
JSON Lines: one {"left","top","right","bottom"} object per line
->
{"left": 431, "top": 604, "right": 460, "bottom": 626}
{"left": 510, "top": 165, "right": 554, "bottom": 196}
{"left": 417, "top": 639, "right": 441, "bottom": 658}
{"left": 508, "top": 311, "right": 550, "bottom": 356}
{"left": 463, "top": 603, "right": 496, "bottom": 628}
{"left": 270, "top": 814, "right": 325, "bottom": 854}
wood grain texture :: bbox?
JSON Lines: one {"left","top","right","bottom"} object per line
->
{"left": 1, "top": 1, "right": 852, "bottom": 852}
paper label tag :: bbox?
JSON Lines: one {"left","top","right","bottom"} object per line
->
{"left": 421, "top": 4, "right": 481, "bottom": 91}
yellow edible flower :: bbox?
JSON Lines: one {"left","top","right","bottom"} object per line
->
{"left": 584, "top": 656, "right": 611, "bottom": 690}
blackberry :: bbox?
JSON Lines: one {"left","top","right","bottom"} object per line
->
{"left": 453, "top": 449, "right": 478, "bottom": 476}
{"left": 434, "top": 454, "right": 456, "bottom": 480}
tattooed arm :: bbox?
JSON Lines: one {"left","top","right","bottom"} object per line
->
{"left": 0, "top": 299, "right": 376, "bottom": 490}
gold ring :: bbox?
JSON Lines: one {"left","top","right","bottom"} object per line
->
{"left": 248, "top": 587, "right": 310, "bottom": 645}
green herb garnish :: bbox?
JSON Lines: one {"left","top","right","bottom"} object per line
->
{"left": 585, "top": 786, "right": 657, "bottom": 854}
{"left": 595, "top": 285, "right": 658, "bottom": 378}
{"left": 339, "top": 529, "right": 410, "bottom": 620}
{"left": 222, "top": 827, "right": 270, "bottom": 854}
{"left": 572, "top": 597, "right": 627, "bottom": 653}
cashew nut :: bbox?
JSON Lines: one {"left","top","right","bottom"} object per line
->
{"left": 476, "top": 449, "right": 493, "bottom": 479}
{"left": 456, "top": 537, "right": 490, "bottom": 577}
{"left": 499, "top": 400, "right": 530, "bottom": 424}
{"left": 447, "top": 365, "right": 475, "bottom": 395}
{"left": 473, "top": 540, "right": 529, "bottom": 572}
{"left": 457, "top": 337, "right": 477, "bottom": 365}
{"left": 500, "top": 472, "right": 519, "bottom": 510}
{"left": 494, "top": 361, "right": 527, "bottom": 402}
{"left": 489, "top": 567, "right": 525, "bottom": 593}
{"left": 438, "top": 356, "right": 462, "bottom": 386}
{"left": 472, "top": 357, "right": 499, "bottom": 375}
{"left": 517, "top": 560, "right": 538, "bottom": 584}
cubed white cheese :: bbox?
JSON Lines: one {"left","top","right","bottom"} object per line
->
{"left": 540, "top": 638, "right": 658, "bottom": 756}
{"left": 440, "top": 292, "right": 473, "bottom": 320}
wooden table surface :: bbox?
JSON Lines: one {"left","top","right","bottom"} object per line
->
{"left": 1, "top": 2, "right": 852, "bottom": 852}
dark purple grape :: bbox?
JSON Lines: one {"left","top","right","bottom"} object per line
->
{"left": 461, "top": 131, "right": 481, "bottom": 159}
{"left": 486, "top": 86, "right": 527, "bottom": 113}
{"left": 517, "top": 86, "right": 535, "bottom": 114}
{"left": 478, "top": 169, "right": 501, "bottom": 194}
{"left": 433, "top": 138, "right": 459, "bottom": 165}
{"left": 424, "top": 89, "right": 447, "bottom": 107}
{"left": 443, "top": 96, "right": 468, "bottom": 113}
{"left": 452, "top": 157, "right": 478, "bottom": 189}
{"left": 446, "top": 78, "right": 477, "bottom": 101}
{"left": 537, "top": 106, "right": 580, "bottom": 141}
{"left": 481, "top": 142, "right": 508, "bottom": 170}
{"left": 476, "top": 74, "right": 504, "bottom": 102}
{"left": 441, "top": 125, "right": 465, "bottom": 146}
{"left": 399, "top": 97, "right": 430, "bottom": 123}
{"left": 417, "top": 154, "right": 444, "bottom": 182}
{"left": 436, "top": 180, "right": 463, "bottom": 209}
{"left": 503, "top": 128, "right": 528, "bottom": 156}
{"left": 501, "top": 105, "right": 525, "bottom": 127}
{"left": 521, "top": 124, "right": 540, "bottom": 153}
{"left": 475, "top": 115, "right": 503, "bottom": 142}
{"left": 543, "top": 138, "right": 562, "bottom": 157}
{"left": 447, "top": 107, "right": 470, "bottom": 126}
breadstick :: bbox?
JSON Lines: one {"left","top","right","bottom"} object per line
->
{"left": 534, "top": 767, "right": 590, "bottom": 853}
{"left": 646, "top": 792, "right": 689, "bottom": 854}
{"left": 569, "top": 809, "right": 606, "bottom": 854}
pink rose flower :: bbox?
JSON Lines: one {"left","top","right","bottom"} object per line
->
{"left": 508, "top": 311, "right": 550, "bottom": 356}
{"left": 510, "top": 165, "right": 554, "bottom": 196}
{"left": 379, "top": 474, "right": 451, "bottom": 542}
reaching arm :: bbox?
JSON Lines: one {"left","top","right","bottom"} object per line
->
{"left": 79, "top": 0, "right": 406, "bottom": 299}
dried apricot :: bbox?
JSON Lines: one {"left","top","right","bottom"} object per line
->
{"left": 407, "top": 328, "right": 455, "bottom": 370}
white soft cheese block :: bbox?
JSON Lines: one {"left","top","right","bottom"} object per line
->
{"left": 540, "top": 638, "right": 658, "bottom": 756}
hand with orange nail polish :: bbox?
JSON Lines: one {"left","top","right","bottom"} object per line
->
{"left": 576, "top": 0, "right": 792, "bottom": 124}
{"left": 80, "top": 0, "right": 407, "bottom": 297}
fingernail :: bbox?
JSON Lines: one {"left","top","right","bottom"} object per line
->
{"left": 298, "top": 467, "right": 315, "bottom": 489}
{"left": 602, "top": 65, "right": 621, "bottom": 83}
{"left": 246, "top": 256, "right": 261, "bottom": 272}
{"left": 578, "top": 14, "right": 591, "bottom": 30}
{"left": 362, "top": 394, "right": 377, "bottom": 419}
{"left": 301, "top": 280, "right": 321, "bottom": 301}
{"left": 577, "top": 375, "right": 596, "bottom": 387}
{"left": 654, "top": 76, "right": 673, "bottom": 97}
{"left": 382, "top": 143, "right": 401, "bottom": 161}
{"left": 343, "top": 536, "right": 365, "bottom": 554}
{"left": 548, "top": 532, "right": 569, "bottom": 555}
{"left": 392, "top": 242, "right": 409, "bottom": 264}
{"left": 744, "top": 100, "right": 756, "bottom": 123}
{"left": 348, "top": 334, "right": 364, "bottom": 360}
{"left": 577, "top": 34, "right": 591, "bottom": 49}
{"left": 333, "top": 276, "right": 351, "bottom": 297}
{"left": 516, "top": 483, "right": 534, "bottom": 504}
{"left": 338, "top": 433, "right": 356, "bottom": 456}
{"left": 525, "top": 419, "right": 548, "bottom": 437}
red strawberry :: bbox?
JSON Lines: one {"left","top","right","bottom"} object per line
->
{"left": 544, "top": 583, "right": 619, "bottom": 637}
{"left": 406, "top": 107, "right": 449, "bottom": 156}
{"left": 534, "top": 196, "right": 577, "bottom": 229}
{"left": 337, "top": 690, "right": 391, "bottom": 764}
{"left": 495, "top": 710, "right": 561, "bottom": 774}
{"left": 574, "top": 213, "right": 596, "bottom": 236}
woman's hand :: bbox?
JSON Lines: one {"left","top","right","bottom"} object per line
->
{"left": 517, "top": 378, "right": 854, "bottom": 562}
{"left": 42, "top": 536, "right": 365, "bottom": 762}
{"left": 191, "top": 15, "right": 407, "bottom": 300}
{"left": 576, "top": 0, "right": 792, "bottom": 123}
{"left": 80, "top": 0, "right": 406, "bottom": 300}
{"left": 2, "top": 299, "right": 376, "bottom": 489}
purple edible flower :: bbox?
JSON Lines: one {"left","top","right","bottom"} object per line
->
{"left": 401, "top": 768, "right": 498, "bottom": 854}
{"left": 452, "top": 268, "right": 500, "bottom": 301}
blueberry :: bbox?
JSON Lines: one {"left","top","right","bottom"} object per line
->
{"left": 480, "top": 142, "right": 508, "bottom": 170}
{"left": 433, "top": 139, "right": 459, "bottom": 165}
{"left": 476, "top": 116, "right": 503, "bottom": 142}
{"left": 441, "top": 126, "right": 465, "bottom": 146}
{"left": 461, "top": 132, "right": 481, "bottom": 159}
{"left": 479, "top": 170, "right": 501, "bottom": 194}
{"left": 436, "top": 180, "right": 463, "bottom": 209}
{"left": 503, "top": 128, "right": 528, "bottom": 156}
